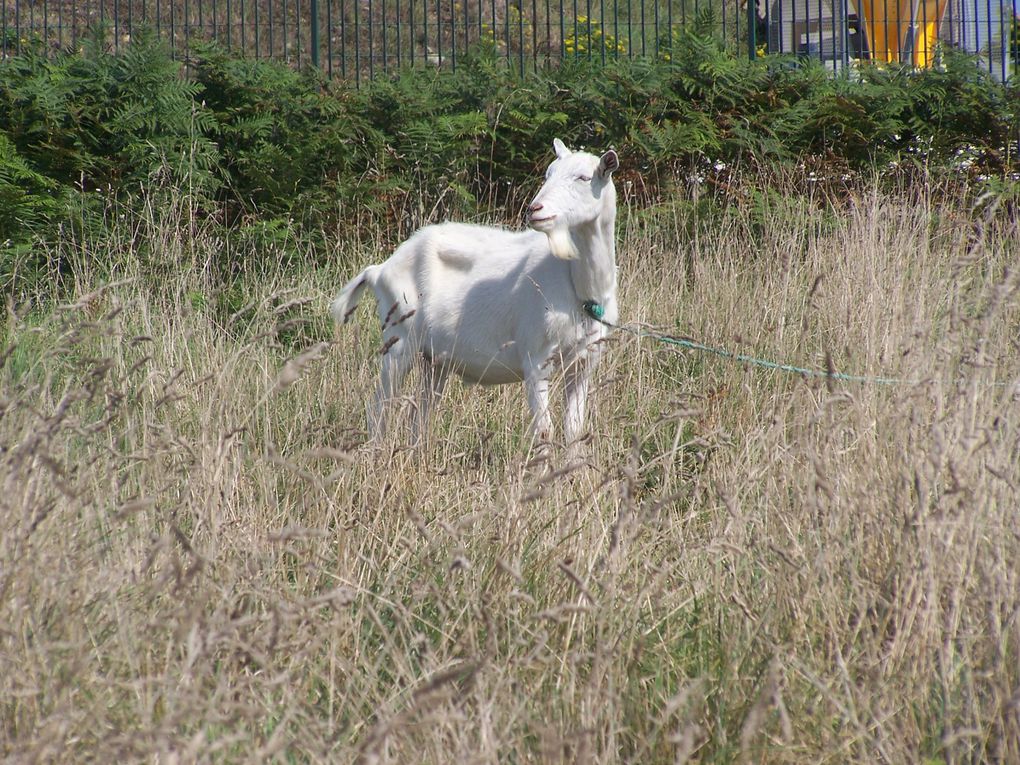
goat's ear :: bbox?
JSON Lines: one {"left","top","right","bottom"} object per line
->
{"left": 597, "top": 150, "right": 620, "bottom": 177}
{"left": 553, "top": 138, "right": 571, "bottom": 159}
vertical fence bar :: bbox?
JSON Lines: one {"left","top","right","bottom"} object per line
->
{"left": 481, "top": 0, "right": 487, "bottom": 51}
{"left": 559, "top": 0, "right": 565, "bottom": 58}
{"left": 790, "top": 0, "right": 797, "bottom": 56}
{"left": 750, "top": 0, "right": 758, "bottom": 58}
{"left": 450, "top": 0, "right": 456, "bottom": 70}
{"left": 840, "top": 0, "right": 846, "bottom": 66}
{"left": 532, "top": 0, "right": 538, "bottom": 70}
{"left": 549, "top": 0, "right": 554, "bottom": 65}
{"left": 881, "top": 0, "right": 888, "bottom": 60}
{"left": 311, "top": 0, "right": 320, "bottom": 66}
{"left": 586, "top": 0, "right": 592, "bottom": 57}
{"left": 640, "top": 0, "right": 646, "bottom": 55}
{"left": 652, "top": 0, "right": 658, "bottom": 58}
{"left": 1006, "top": 0, "right": 1012, "bottom": 80}
{"left": 627, "top": 0, "right": 633, "bottom": 57}
{"left": 736, "top": 0, "right": 742, "bottom": 54}
{"left": 824, "top": 0, "right": 832, "bottom": 66}
{"left": 822, "top": 0, "right": 828, "bottom": 66}
{"left": 966, "top": 0, "right": 974, "bottom": 67}
{"left": 666, "top": 0, "right": 672, "bottom": 60}
{"left": 464, "top": 0, "right": 470, "bottom": 63}
{"left": 945, "top": 0, "right": 954, "bottom": 50}
{"left": 720, "top": 0, "right": 726, "bottom": 51}
{"left": 504, "top": 0, "right": 510, "bottom": 66}
{"left": 255, "top": 0, "right": 260, "bottom": 57}
{"left": 518, "top": 0, "right": 524, "bottom": 73}
{"left": 326, "top": 0, "right": 334, "bottom": 73}
{"left": 328, "top": 0, "right": 334, "bottom": 75}
{"left": 908, "top": 0, "right": 916, "bottom": 65}
{"left": 613, "top": 0, "right": 618, "bottom": 58}
{"left": 896, "top": 0, "right": 904, "bottom": 63}
{"left": 340, "top": 0, "right": 347, "bottom": 77}
{"left": 367, "top": 0, "right": 373, "bottom": 77}
{"left": 984, "top": 0, "right": 992, "bottom": 75}
{"left": 599, "top": 0, "right": 605, "bottom": 63}
{"left": 383, "top": 0, "right": 388, "bottom": 72}
{"left": 571, "top": 0, "right": 577, "bottom": 56}
{"left": 1001, "top": 0, "right": 1008, "bottom": 80}
{"left": 435, "top": 0, "right": 441, "bottom": 67}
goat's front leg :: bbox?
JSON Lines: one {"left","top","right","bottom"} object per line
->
{"left": 563, "top": 361, "right": 592, "bottom": 451}
{"left": 525, "top": 366, "right": 554, "bottom": 444}
{"left": 369, "top": 341, "right": 412, "bottom": 439}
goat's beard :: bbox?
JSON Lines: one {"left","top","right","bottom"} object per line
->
{"left": 546, "top": 224, "right": 578, "bottom": 260}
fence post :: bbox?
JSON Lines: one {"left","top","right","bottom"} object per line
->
{"left": 311, "top": 0, "right": 320, "bottom": 67}
{"left": 747, "top": 0, "right": 757, "bottom": 59}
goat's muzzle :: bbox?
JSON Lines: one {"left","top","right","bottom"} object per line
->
{"left": 527, "top": 202, "right": 557, "bottom": 229}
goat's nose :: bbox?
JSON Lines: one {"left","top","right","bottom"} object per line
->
{"left": 528, "top": 202, "right": 543, "bottom": 214}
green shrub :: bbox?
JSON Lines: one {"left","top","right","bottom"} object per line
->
{"left": 0, "top": 26, "right": 1017, "bottom": 291}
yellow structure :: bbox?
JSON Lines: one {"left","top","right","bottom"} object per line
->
{"left": 767, "top": 0, "right": 1014, "bottom": 79}
{"left": 858, "top": 0, "right": 949, "bottom": 66}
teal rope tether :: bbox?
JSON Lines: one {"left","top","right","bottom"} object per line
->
{"left": 582, "top": 300, "right": 915, "bottom": 387}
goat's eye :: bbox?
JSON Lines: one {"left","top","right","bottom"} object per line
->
{"left": 577, "top": 175, "right": 592, "bottom": 183}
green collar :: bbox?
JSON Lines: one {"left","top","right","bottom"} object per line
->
{"left": 582, "top": 300, "right": 606, "bottom": 321}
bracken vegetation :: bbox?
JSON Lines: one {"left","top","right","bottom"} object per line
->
{"left": 2, "top": 31, "right": 1020, "bottom": 764}
{"left": 1, "top": 26, "right": 1018, "bottom": 253}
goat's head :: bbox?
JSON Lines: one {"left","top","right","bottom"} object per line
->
{"left": 528, "top": 138, "right": 619, "bottom": 260}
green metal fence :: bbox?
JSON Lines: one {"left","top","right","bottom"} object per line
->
{"left": 1, "top": 0, "right": 1014, "bottom": 81}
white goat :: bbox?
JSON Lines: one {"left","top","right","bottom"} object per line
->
{"left": 330, "top": 138, "right": 620, "bottom": 446}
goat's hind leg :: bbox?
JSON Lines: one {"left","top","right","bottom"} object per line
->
{"left": 369, "top": 340, "right": 413, "bottom": 440}
{"left": 411, "top": 358, "right": 449, "bottom": 445}
{"left": 525, "top": 365, "right": 554, "bottom": 446}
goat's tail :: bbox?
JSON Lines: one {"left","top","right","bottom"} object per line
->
{"left": 329, "top": 265, "right": 377, "bottom": 324}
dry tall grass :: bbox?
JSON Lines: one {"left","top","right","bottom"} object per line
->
{"left": 2, "top": 178, "right": 1018, "bottom": 763}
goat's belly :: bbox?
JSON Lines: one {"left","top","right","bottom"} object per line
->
{"left": 428, "top": 346, "right": 525, "bottom": 386}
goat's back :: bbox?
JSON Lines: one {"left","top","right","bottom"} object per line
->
{"left": 372, "top": 222, "right": 587, "bottom": 385}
